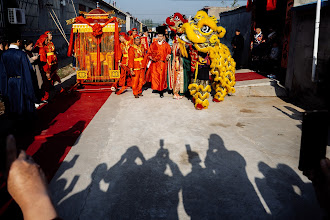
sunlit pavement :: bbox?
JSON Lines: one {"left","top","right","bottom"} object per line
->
{"left": 50, "top": 86, "right": 323, "bottom": 219}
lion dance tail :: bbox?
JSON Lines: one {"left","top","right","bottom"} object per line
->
{"left": 210, "top": 43, "right": 236, "bottom": 102}
{"left": 188, "top": 80, "right": 211, "bottom": 109}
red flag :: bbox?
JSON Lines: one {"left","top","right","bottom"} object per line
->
{"left": 266, "top": 0, "right": 277, "bottom": 11}
{"left": 246, "top": 0, "right": 252, "bottom": 12}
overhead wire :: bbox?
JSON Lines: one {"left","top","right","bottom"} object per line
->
{"left": 51, "top": 9, "right": 68, "bottom": 41}
{"left": 48, "top": 9, "right": 69, "bottom": 45}
{"left": 71, "top": 0, "right": 78, "bottom": 17}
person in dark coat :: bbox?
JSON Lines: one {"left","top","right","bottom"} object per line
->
{"left": 231, "top": 29, "right": 244, "bottom": 69}
{"left": 0, "top": 39, "right": 9, "bottom": 57}
{"left": 0, "top": 35, "right": 37, "bottom": 117}
{"left": 23, "top": 39, "right": 43, "bottom": 103}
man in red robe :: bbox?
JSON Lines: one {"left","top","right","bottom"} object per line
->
{"left": 147, "top": 26, "right": 171, "bottom": 98}
{"left": 132, "top": 28, "right": 138, "bottom": 36}
{"left": 35, "top": 31, "right": 62, "bottom": 101}
{"left": 128, "top": 35, "right": 146, "bottom": 98}
{"left": 129, "top": 28, "right": 138, "bottom": 45}
{"left": 114, "top": 32, "right": 132, "bottom": 94}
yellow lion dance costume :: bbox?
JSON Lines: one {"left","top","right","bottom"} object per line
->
{"left": 182, "top": 11, "right": 236, "bottom": 109}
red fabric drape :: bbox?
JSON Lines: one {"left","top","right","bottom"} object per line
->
{"left": 115, "top": 22, "right": 119, "bottom": 70}
{"left": 67, "top": 28, "right": 74, "bottom": 57}
{"left": 266, "top": 0, "right": 277, "bottom": 11}
{"left": 75, "top": 16, "right": 117, "bottom": 39}
{"left": 246, "top": 0, "right": 252, "bottom": 12}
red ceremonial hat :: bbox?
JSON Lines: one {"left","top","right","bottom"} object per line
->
{"left": 132, "top": 28, "right": 137, "bottom": 31}
{"left": 34, "top": 33, "right": 48, "bottom": 48}
{"left": 133, "top": 34, "right": 140, "bottom": 39}
{"left": 119, "top": 32, "right": 126, "bottom": 36}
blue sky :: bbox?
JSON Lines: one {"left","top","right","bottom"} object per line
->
{"left": 106, "top": 0, "right": 247, "bottom": 23}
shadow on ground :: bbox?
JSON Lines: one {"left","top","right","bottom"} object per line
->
{"left": 54, "top": 134, "right": 321, "bottom": 219}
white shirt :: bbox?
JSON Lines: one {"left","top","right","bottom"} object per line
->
{"left": 9, "top": 44, "right": 19, "bottom": 49}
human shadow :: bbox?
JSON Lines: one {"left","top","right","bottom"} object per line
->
{"left": 183, "top": 134, "right": 268, "bottom": 219}
{"left": 255, "top": 162, "right": 321, "bottom": 219}
{"left": 103, "top": 144, "right": 183, "bottom": 219}
{"left": 182, "top": 145, "right": 219, "bottom": 219}
{"left": 51, "top": 155, "right": 80, "bottom": 206}
{"left": 57, "top": 163, "right": 108, "bottom": 220}
{"left": 273, "top": 105, "right": 302, "bottom": 121}
{"left": 56, "top": 143, "right": 183, "bottom": 219}
{"left": 14, "top": 90, "right": 82, "bottom": 153}
{"left": 32, "top": 120, "right": 86, "bottom": 181}
{"left": 54, "top": 136, "right": 322, "bottom": 219}
{"left": 273, "top": 105, "right": 303, "bottom": 130}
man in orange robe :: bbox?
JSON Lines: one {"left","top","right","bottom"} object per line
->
{"left": 114, "top": 32, "right": 132, "bottom": 94}
{"left": 147, "top": 26, "right": 171, "bottom": 98}
{"left": 128, "top": 35, "right": 146, "bottom": 98}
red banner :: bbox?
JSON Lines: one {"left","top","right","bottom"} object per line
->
{"left": 266, "top": 0, "right": 277, "bottom": 11}
{"left": 246, "top": 0, "right": 252, "bottom": 12}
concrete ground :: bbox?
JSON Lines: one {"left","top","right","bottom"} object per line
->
{"left": 50, "top": 84, "right": 324, "bottom": 219}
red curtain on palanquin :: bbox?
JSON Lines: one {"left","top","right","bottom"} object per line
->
{"left": 246, "top": 0, "right": 277, "bottom": 11}
{"left": 266, "top": 0, "right": 277, "bottom": 11}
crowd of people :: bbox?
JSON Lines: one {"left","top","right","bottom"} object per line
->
{"left": 112, "top": 26, "right": 190, "bottom": 100}
{"left": 0, "top": 32, "right": 62, "bottom": 118}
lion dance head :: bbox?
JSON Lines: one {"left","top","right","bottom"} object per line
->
{"left": 182, "top": 11, "right": 236, "bottom": 107}
{"left": 166, "top": 12, "right": 188, "bottom": 34}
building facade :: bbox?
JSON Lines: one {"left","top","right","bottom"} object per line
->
{"left": 219, "top": 6, "right": 252, "bottom": 68}
{"left": 202, "top": 6, "right": 235, "bottom": 22}
{"left": 285, "top": 1, "right": 330, "bottom": 104}
{"left": 0, "top": 0, "right": 142, "bottom": 57}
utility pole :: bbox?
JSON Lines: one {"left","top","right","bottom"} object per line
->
{"left": 311, "top": 0, "right": 322, "bottom": 82}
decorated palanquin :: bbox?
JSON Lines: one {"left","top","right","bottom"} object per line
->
{"left": 67, "top": 8, "right": 124, "bottom": 85}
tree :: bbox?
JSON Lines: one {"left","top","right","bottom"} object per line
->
{"left": 231, "top": 0, "right": 240, "bottom": 7}
{"left": 220, "top": 0, "right": 239, "bottom": 7}
{"left": 141, "top": 19, "right": 154, "bottom": 28}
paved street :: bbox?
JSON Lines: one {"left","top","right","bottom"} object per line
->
{"left": 49, "top": 84, "right": 323, "bottom": 219}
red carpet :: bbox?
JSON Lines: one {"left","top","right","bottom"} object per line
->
{"left": 26, "top": 85, "right": 112, "bottom": 180}
{"left": 1, "top": 85, "right": 112, "bottom": 218}
{"left": 235, "top": 71, "right": 266, "bottom": 81}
